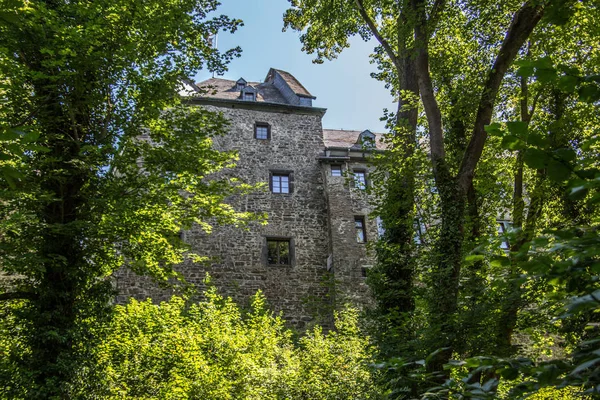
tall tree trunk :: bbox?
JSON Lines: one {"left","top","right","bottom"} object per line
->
{"left": 367, "top": 3, "right": 419, "bottom": 348}
{"left": 25, "top": 82, "right": 90, "bottom": 397}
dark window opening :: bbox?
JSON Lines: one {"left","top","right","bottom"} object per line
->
{"left": 331, "top": 165, "right": 342, "bottom": 176}
{"left": 267, "top": 239, "right": 291, "bottom": 265}
{"left": 361, "top": 267, "right": 368, "bottom": 278}
{"left": 271, "top": 173, "right": 290, "bottom": 194}
{"left": 353, "top": 170, "right": 367, "bottom": 189}
{"left": 255, "top": 123, "right": 270, "bottom": 140}
{"left": 355, "top": 216, "right": 366, "bottom": 243}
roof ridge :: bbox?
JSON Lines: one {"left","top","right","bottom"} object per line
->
{"left": 272, "top": 68, "right": 315, "bottom": 98}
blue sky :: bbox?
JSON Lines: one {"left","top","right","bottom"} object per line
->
{"left": 195, "top": 0, "right": 394, "bottom": 132}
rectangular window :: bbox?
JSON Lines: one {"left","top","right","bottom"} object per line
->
{"left": 267, "top": 239, "right": 291, "bottom": 265}
{"left": 353, "top": 170, "right": 367, "bottom": 189}
{"left": 331, "top": 165, "right": 342, "bottom": 176}
{"left": 243, "top": 92, "right": 255, "bottom": 101}
{"left": 271, "top": 173, "right": 290, "bottom": 194}
{"left": 376, "top": 216, "right": 385, "bottom": 237}
{"left": 255, "top": 123, "right": 270, "bottom": 140}
{"left": 497, "top": 221, "right": 510, "bottom": 250}
{"left": 355, "top": 216, "right": 366, "bottom": 243}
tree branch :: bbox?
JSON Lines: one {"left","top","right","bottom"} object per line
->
{"left": 428, "top": 0, "right": 447, "bottom": 33}
{"left": 457, "top": 2, "right": 544, "bottom": 194}
{"left": 412, "top": 0, "right": 445, "bottom": 172}
{"left": 0, "top": 291, "right": 38, "bottom": 301}
{"left": 355, "top": 0, "right": 403, "bottom": 73}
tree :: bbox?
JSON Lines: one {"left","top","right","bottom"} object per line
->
{"left": 0, "top": 0, "right": 253, "bottom": 396}
{"left": 284, "top": 0, "right": 598, "bottom": 393}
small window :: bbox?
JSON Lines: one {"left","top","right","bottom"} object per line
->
{"left": 331, "top": 165, "right": 342, "bottom": 176}
{"left": 414, "top": 220, "right": 426, "bottom": 245}
{"left": 361, "top": 267, "right": 368, "bottom": 278}
{"left": 353, "top": 170, "right": 367, "bottom": 190}
{"left": 376, "top": 216, "right": 385, "bottom": 237}
{"left": 267, "top": 239, "right": 291, "bottom": 265}
{"left": 355, "top": 216, "right": 366, "bottom": 243}
{"left": 271, "top": 173, "right": 290, "bottom": 194}
{"left": 255, "top": 123, "right": 270, "bottom": 140}
{"left": 497, "top": 221, "right": 510, "bottom": 250}
{"left": 243, "top": 92, "right": 255, "bottom": 101}
{"left": 236, "top": 78, "right": 247, "bottom": 90}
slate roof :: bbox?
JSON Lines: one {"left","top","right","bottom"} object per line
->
{"left": 194, "top": 78, "right": 289, "bottom": 104}
{"left": 322, "top": 129, "right": 387, "bottom": 150}
{"left": 269, "top": 68, "right": 315, "bottom": 98}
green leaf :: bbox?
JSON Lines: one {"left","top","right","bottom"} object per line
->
{"left": 547, "top": 160, "right": 571, "bottom": 182}
{"left": 507, "top": 121, "right": 528, "bottom": 137}
{"left": 22, "top": 131, "right": 40, "bottom": 143}
{"left": 536, "top": 68, "right": 558, "bottom": 84}
{"left": 579, "top": 83, "right": 600, "bottom": 103}
{"left": 501, "top": 135, "right": 525, "bottom": 150}
{"left": 523, "top": 148, "right": 549, "bottom": 170}
{"left": 554, "top": 148, "right": 576, "bottom": 162}
{"left": 499, "top": 367, "right": 519, "bottom": 380}
{"left": 0, "top": 128, "right": 21, "bottom": 141}
{"left": 526, "top": 132, "right": 549, "bottom": 148}
{"left": 484, "top": 122, "right": 503, "bottom": 136}
{"left": 557, "top": 75, "right": 578, "bottom": 93}
{"left": 491, "top": 256, "right": 510, "bottom": 267}
{"left": 517, "top": 66, "right": 534, "bottom": 78}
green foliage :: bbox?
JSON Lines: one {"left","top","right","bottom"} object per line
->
{"left": 1, "top": 286, "right": 382, "bottom": 399}
{"left": 0, "top": 0, "right": 260, "bottom": 395}
{"left": 286, "top": 1, "right": 599, "bottom": 399}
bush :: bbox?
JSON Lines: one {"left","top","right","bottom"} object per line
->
{"left": 42, "top": 286, "right": 382, "bottom": 399}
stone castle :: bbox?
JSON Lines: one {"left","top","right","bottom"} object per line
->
{"left": 116, "top": 68, "right": 383, "bottom": 328}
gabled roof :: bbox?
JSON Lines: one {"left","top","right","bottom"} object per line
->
{"left": 194, "top": 77, "right": 288, "bottom": 104}
{"left": 266, "top": 68, "right": 316, "bottom": 99}
{"left": 322, "top": 129, "right": 387, "bottom": 150}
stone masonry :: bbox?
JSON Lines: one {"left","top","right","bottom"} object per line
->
{"left": 115, "top": 68, "right": 382, "bottom": 328}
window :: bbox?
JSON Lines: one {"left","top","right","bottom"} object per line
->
{"left": 255, "top": 123, "right": 270, "bottom": 140}
{"left": 414, "top": 220, "right": 426, "bottom": 245}
{"left": 243, "top": 92, "right": 255, "bottom": 101}
{"left": 270, "top": 173, "right": 290, "bottom": 194}
{"left": 331, "top": 165, "right": 342, "bottom": 176}
{"left": 267, "top": 239, "right": 291, "bottom": 265}
{"left": 355, "top": 216, "right": 366, "bottom": 243}
{"left": 376, "top": 216, "right": 385, "bottom": 237}
{"left": 497, "top": 221, "right": 510, "bottom": 250}
{"left": 361, "top": 267, "right": 368, "bottom": 278}
{"left": 236, "top": 78, "right": 247, "bottom": 90}
{"left": 353, "top": 170, "right": 367, "bottom": 189}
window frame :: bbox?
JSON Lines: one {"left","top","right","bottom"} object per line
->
{"left": 330, "top": 164, "right": 342, "bottom": 176}
{"left": 269, "top": 170, "right": 293, "bottom": 194}
{"left": 353, "top": 169, "right": 367, "bottom": 190}
{"left": 243, "top": 91, "right": 255, "bottom": 101}
{"left": 355, "top": 216, "right": 367, "bottom": 243}
{"left": 264, "top": 237, "right": 294, "bottom": 266}
{"left": 254, "top": 122, "right": 271, "bottom": 140}
{"left": 497, "top": 221, "right": 510, "bottom": 250}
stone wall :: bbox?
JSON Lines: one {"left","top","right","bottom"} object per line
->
{"left": 322, "top": 161, "right": 376, "bottom": 307}
{"left": 115, "top": 102, "right": 335, "bottom": 328}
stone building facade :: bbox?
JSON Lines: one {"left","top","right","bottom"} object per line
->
{"left": 116, "top": 68, "right": 383, "bottom": 328}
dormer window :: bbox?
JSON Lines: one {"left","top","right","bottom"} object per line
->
{"left": 236, "top": 78, "right": 247, "bottom": 90}
{"left": 358, "top": 130, "right": 376, "bottom": 148}
{"left": 240, "top": 85, "right": 257, "bottom": 102}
